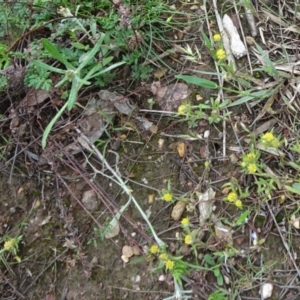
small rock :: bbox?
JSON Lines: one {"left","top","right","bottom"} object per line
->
{"left": 190, "top": 5, "right": 199, "bottom": 10}
{"left": 259, "top": 283, "right": 273, "bottom": 299}
{"left": 158, "top": 274, "right": 166, "bottom": 281}
{"left": 81, "top": 190, "right": 98, "bottom": 211}
{"left": 171, "top": 201, "right": 187, "bottom": 221}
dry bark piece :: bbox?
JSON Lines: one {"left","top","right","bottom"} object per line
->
{"left": 198, "top": 187, "right": 215, "bottom": 225}
{"left": 151, "top": 81, "right": 191, "bottom": 111}
{"left": 222, "top": 14, "right": 247, "bottom": 59}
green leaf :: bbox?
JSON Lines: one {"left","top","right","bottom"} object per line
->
{"left": 76, "top": 34, "right": 106, "bottom": 72}
{"left": 91, "top": 60, "right": 125, "bottom": 78}
{"left": 214, "top": 268, "right": 220, "bottom": 277}
{"left": 175, "top": 74, "right": 218, "bottom": 89}
{"left": 235, "top": 210, "right": 249, "bottom": 226}
{"left": 285, "top": 184, "right": 300, "bottom": 195}
{"left": 217, "top": 274, "right": 224, "bottom": 286}
{"left": 67, "top": 77, "right": 80, "bottom": 110}
{"left": 204, "top": 254, "right": 215, "bottom": 266}
{"left": 293, "top": 182, "right": 300, "bottom": 191}
{"left": 71, "top": 42, "right": 89, "bottom": 50}
{"left": 226, "top": 89, "right": 275, "bottom": 108}
{"left": 84, "top": 56, "right": 114, "bottom": 80}
{"left": 42, "top": 101, "right": 68, "bottom": 148}
{"left": 200, "top": 30, "right": 213, "bottom": 49}
{"left": 255, "top": 42, "right": 278, "bottom": 77}
{"left": 33, "top": 60, "right": 66, "bottom": 74}
{"left": 41, "top": 39, "right": 74, "bottom": 69}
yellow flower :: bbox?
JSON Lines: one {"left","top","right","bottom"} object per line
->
{"left": 184, "top": 234, "right": 192, "bottom": 245}
{"left": 159, "top": 253, "right": 169, "bottom": 261}
{"left": 247, "top": 163, "right": 257, "bottom": 173}
{"left": 216, "top": 49, "right": 226, "bottom": 60}
{"left": 243, "top": 152, "right": 257, "bottom": 163}
{"left": 227, "top": 192, "right": 238, "bottom": 203}
{"left": 178, "top": 104, "right": 189, "bottom": 115}
{"left": 235, "top": 200, "right": 242, "bottom": 208}
{"left": 181, "top": 217, "right": 190, "bottom": 226}
{"left": 165, "top": 259, "right": 175, "bottom": 271}
{"left": 3, "top": 238, "right": 16, "bottom": 252}
{"left": 271, "top": 139, "right": 281, "bottom": 148}
{"left": 149, "top": 244, "right": 159, "bottom": 254}
{"left": 163, "top": 192, "right": 173, "bottom": 202}
{"left": 261, "top": 132, "right": 275, "bottom": 143}
{"left": 213, "top": 33, "right": 221, "bottom": 41}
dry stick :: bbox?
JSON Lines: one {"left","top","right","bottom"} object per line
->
{"left": 61, "top": 151, "right": 151, "bottom": 241}
{"left": 74, "top": 127, "right": 165, "bottom": 247}
{"left": 266, "top": 201, "right": 300, "bottom": 278}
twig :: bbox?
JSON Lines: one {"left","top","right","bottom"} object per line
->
{"left": 74, "top": 127, "right": 166, "bottom": 247}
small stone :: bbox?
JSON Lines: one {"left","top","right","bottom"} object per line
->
{"left": 259, "top": 283, "right": 273, "bottom": 299}
{"left": 158, "top": 274, "right": 166, "bottom": 281}
{"left": 190, "top": 5, "right": 199, "bottom": 10}
{"left": 122, "top": 245, "right": 134, "bottom": 258}
{"left": 81, "top": 190, "right": 98, "bottom": 211}
{"left": 171, "top": 201, "right": 187, "bottom": 221}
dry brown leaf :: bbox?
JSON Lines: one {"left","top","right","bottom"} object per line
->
{"left": 19, "top": 89, "right": 50, "bottom": 108}
{"left": 151, "top": 81, "right": 191, "bottom": 111}
{"left": 214, "top": 220, "right": 233, "bottom": 245}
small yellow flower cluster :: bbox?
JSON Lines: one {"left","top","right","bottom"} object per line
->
{"left": 163, "top": 192, "right": 173, "bottom": 202}
{"left": 165, "top": 259, "right": 175, "bottom": 271}
{"left": 177, "top": 104, "right": 189, "bottom": 115}
{"left": 213, "top": 33, "right": 221, "bottom": 42}
{"left": 181, "top": 217, "right": 189, "bottom": 226}
{"left": 241, "top": 151, "right": 258, "bottom": 174}
{"left": 159, "top": 253, "right": 169, "bottom": 261}
{"left": 149, "top": 244, "right": 159, "bottom": 255}
{"left": 216, "top": 49, "right": 226, "bottom": 60}
{"left": 184, "top": 234, "right": 192, "bottom": 245}
{"left": 158, "top": 252, "right": 175, "bottom": 271}
{"left": 226, "top": 192, "right": 242, "bottom": 208}
{"left": 227, "top": 192, "right": 237, "bottom": 202}
{"left": 260, "top": 132, "right": 281, "bottom": 148}
{"left": 4, "top": 238, "right": 16, "bottom": 252}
